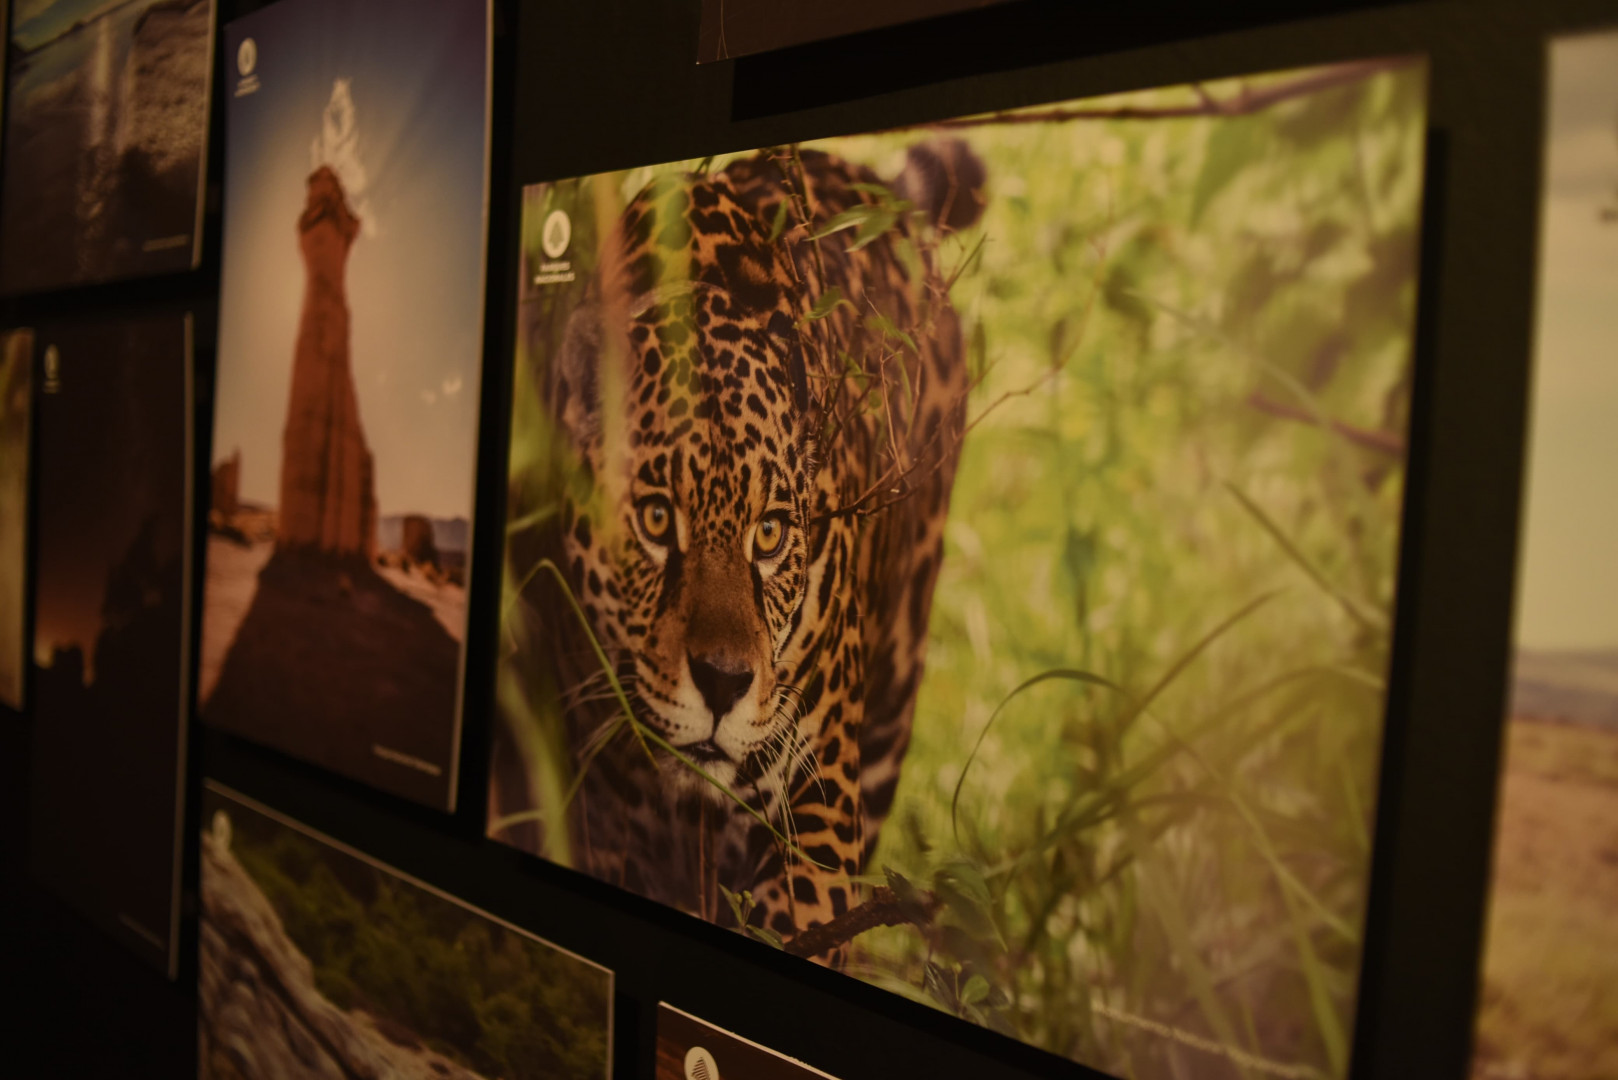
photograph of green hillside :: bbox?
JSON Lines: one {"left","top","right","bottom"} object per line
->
{"left": 492, "top": 58, "right": 1428, "bottom": 1079}
{"left": 1472, "top": 28, "right": 1618, "bottom": 1080}
{"left": 0, "top": 330, "right": 31, "bottom": 712}
{"left": 200, "top": 784, "right": 613, "bottom": 1080}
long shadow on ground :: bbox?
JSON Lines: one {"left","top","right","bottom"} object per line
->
{"left": 205, "top": 549, "right": 459, "bottom": 807}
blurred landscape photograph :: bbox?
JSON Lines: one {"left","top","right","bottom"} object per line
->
{"left": 203, "top": 0, "right": 489, "bottom": 809}
{"left": 1472, "top": 28, "right": 1618, "bottom": 1080}
{"left": 28, "top": 316, "right": 191, "bottom": 976}
{"left": 0, "top": 0, "right": 213, "bottom": 294}
{"left": 0, "top": 330, "right": 32, "bottom": 712}
{"left": 200, "top": 783, "right": 613, "bottom": 1080}
{"left": 493, "top": 59, "right": 1426, "bottom": 1079}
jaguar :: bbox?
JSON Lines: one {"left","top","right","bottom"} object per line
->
{"left": 518, "top": 139, "right": 984, "bottom": 960}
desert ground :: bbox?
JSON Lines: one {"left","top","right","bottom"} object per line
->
{"left": 1473, "top": 716, "right": 1618, "bottom": 1080}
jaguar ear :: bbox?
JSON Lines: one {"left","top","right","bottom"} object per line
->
{"left": 552, "top": 299, "right": 602, "bottom": 449}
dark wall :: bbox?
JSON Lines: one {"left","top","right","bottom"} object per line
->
{"left": 4, "top": 0, "right": 1616, "bottom": 1077}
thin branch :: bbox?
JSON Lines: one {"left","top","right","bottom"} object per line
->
{"left": 784, "top": 885, "right": 939, "bottom": 959}
{"left": 878, "top": 58, "right": 1412, "bottom": 133}
{"left": 1245, "top": 391, "right": 1405, "bottom": 457}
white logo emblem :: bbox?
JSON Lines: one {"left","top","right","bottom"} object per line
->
{"left": 43, "top": 345, "right": 60, "bottom": 393}
{"left": 541, "top": 209, "right": 572, "bottom": 259}
{"left": 684, "top": 1047, "right": 719, "bottom": 1080}
{"left": 234, "top": 38, "right": 262, "bottom": 97}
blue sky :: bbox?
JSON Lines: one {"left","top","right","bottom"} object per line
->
{"left": 214, "top": 0, "right": 487, "bottom": 520}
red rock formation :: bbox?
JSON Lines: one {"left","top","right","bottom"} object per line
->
{"left": 276, "top": 166, "right": 376, "bottom": 560}
{"left": 400, "top": 515, "right": 440, "bottom": 570}
{"left": 210, "top": 449, "right": 239, "bottom": 518}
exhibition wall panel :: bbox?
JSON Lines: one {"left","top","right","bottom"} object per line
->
{"left": 3, "top": 1, "right": 1615, "bottom": 1078}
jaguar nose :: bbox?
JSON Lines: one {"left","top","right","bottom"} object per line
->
{"left": 688, "top": 652, "right": 754, "bottom": 721}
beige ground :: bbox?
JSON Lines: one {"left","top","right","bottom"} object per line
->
{"left": 1473, "top": 717, "right": 1618, "bottom": 1080}
{"left": 199, "top": 536, "right": 274, "bottom": 706}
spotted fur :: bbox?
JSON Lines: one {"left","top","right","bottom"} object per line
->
{"left": 533, "top": 143, "right": 982, "bottom": 960}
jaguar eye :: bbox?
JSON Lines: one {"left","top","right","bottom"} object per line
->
{"left": 637, "top": 496, "right": 673, "bottom": 543}
{"left": 753, "top": 513, "right": 789, "bottom": 559}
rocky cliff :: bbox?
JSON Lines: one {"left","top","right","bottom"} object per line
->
{"left": 122, "top": 0, "right": 211, "bottom": 181}
{"left": 199, "top": 820, "right": 487, "bottom": 1080}
{"left": 277, "top": 166, "right": 377, "bottom": 560}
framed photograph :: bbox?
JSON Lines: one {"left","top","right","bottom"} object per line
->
{"left": 1471, "top": 27, "right": 1618, "bottom": 1080}
{"left": 0, "top": 329, "right": 32, "bottom": 713}
{"left": 202, "top": 0, "right": 492, "bottom": 810}
{"left": 0, "top": 0, "right": 215, "bottom": 294}
{"left": 199, "top": 782, "right": 615, "bottom": 1080}
{"left": 492, "top": 57, "right": 1429, "bottom": 1078}
{"left": 28, "top": 314, "right": 193, "bottom": 977}
{"left": 658, "top": 1004, "right": 839, "bottom": 1080}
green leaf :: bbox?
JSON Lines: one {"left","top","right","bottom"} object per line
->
{"left": 865, "top": 312, "right": 918, "bottom": 354}
{"left": 808, "top": 203, "right": 884, "bottom": 241}
{"left": 747, "top": 926, "right": 785, "bottom": 949}
{"left": 768, "top": 199, "right": 791, "bottom": 243}
{"left": 804, "top": 286, "right": 847, "bottom": 321}
{"left": 961, "top": 974, "right": 990, "bottom": 1005}
{"left": 847, "top": 209, "right": 899, "bottom": 252}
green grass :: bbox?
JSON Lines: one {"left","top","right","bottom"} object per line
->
{"left": 501, "top": 63, "right": 1428, "bottom": 1080}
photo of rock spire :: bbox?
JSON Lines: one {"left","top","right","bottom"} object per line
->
{"left": 278, "top": 164, "right": 376, "bottom": 560}
{"left": 202, "top": 0, "right": 489, "bottom": 810}
{"left": 0, "top": 0, "right": 214, "bottom": 294}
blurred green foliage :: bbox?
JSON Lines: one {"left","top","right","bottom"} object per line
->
{"left": 228, "top": 808, "right": 610, "bottom": 1080}
{"left": 841, "top": 64, "right": 1425, "bottom": 1080}
{"left": 502, "top": 61, "right": 1427, "bottom": 1080}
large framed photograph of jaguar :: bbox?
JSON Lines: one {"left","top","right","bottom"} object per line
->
{"left": 491, "top": 57, "right": 1428, "bottom": 1079}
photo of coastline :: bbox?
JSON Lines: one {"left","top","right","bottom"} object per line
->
{"left": 1472, "top": 29, "right": 1618, "bottom": 1080}
{"left": 0, "top": 0, "right": 214, "bottom": 294}
{"left": 492, "top": 59, "right": 1427, "bottom": 1079}
{"left": 28, "top": 315, "right": 192, "bottom": 977}
{"left": 202, "top": 0, "right": 490, "bottom": 809}
{"left": 200, "top": 783, "right": 614, "bottom": 1080}
{"left": 0, "top": 330, "right": 33, "bottom": 713}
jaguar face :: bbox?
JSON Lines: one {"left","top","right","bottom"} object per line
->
{"left": 553, "top": 201, "right": 819, "bottom": 798}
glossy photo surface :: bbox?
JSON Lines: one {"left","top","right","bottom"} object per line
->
{"left": 203, "top": 0, "right": 490, "bottom": 809}
{"left": 199, "top": 783, "right": 614, "bottom": 1080}
{"left": 0, "top": 0, "right": 214, "bottom": 293}
{"left": 492, "top": 59, "right": 1428, "bottom": 1078}
{"left": 1471, "top": 28, "right": 1618, "bottom": 1080}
